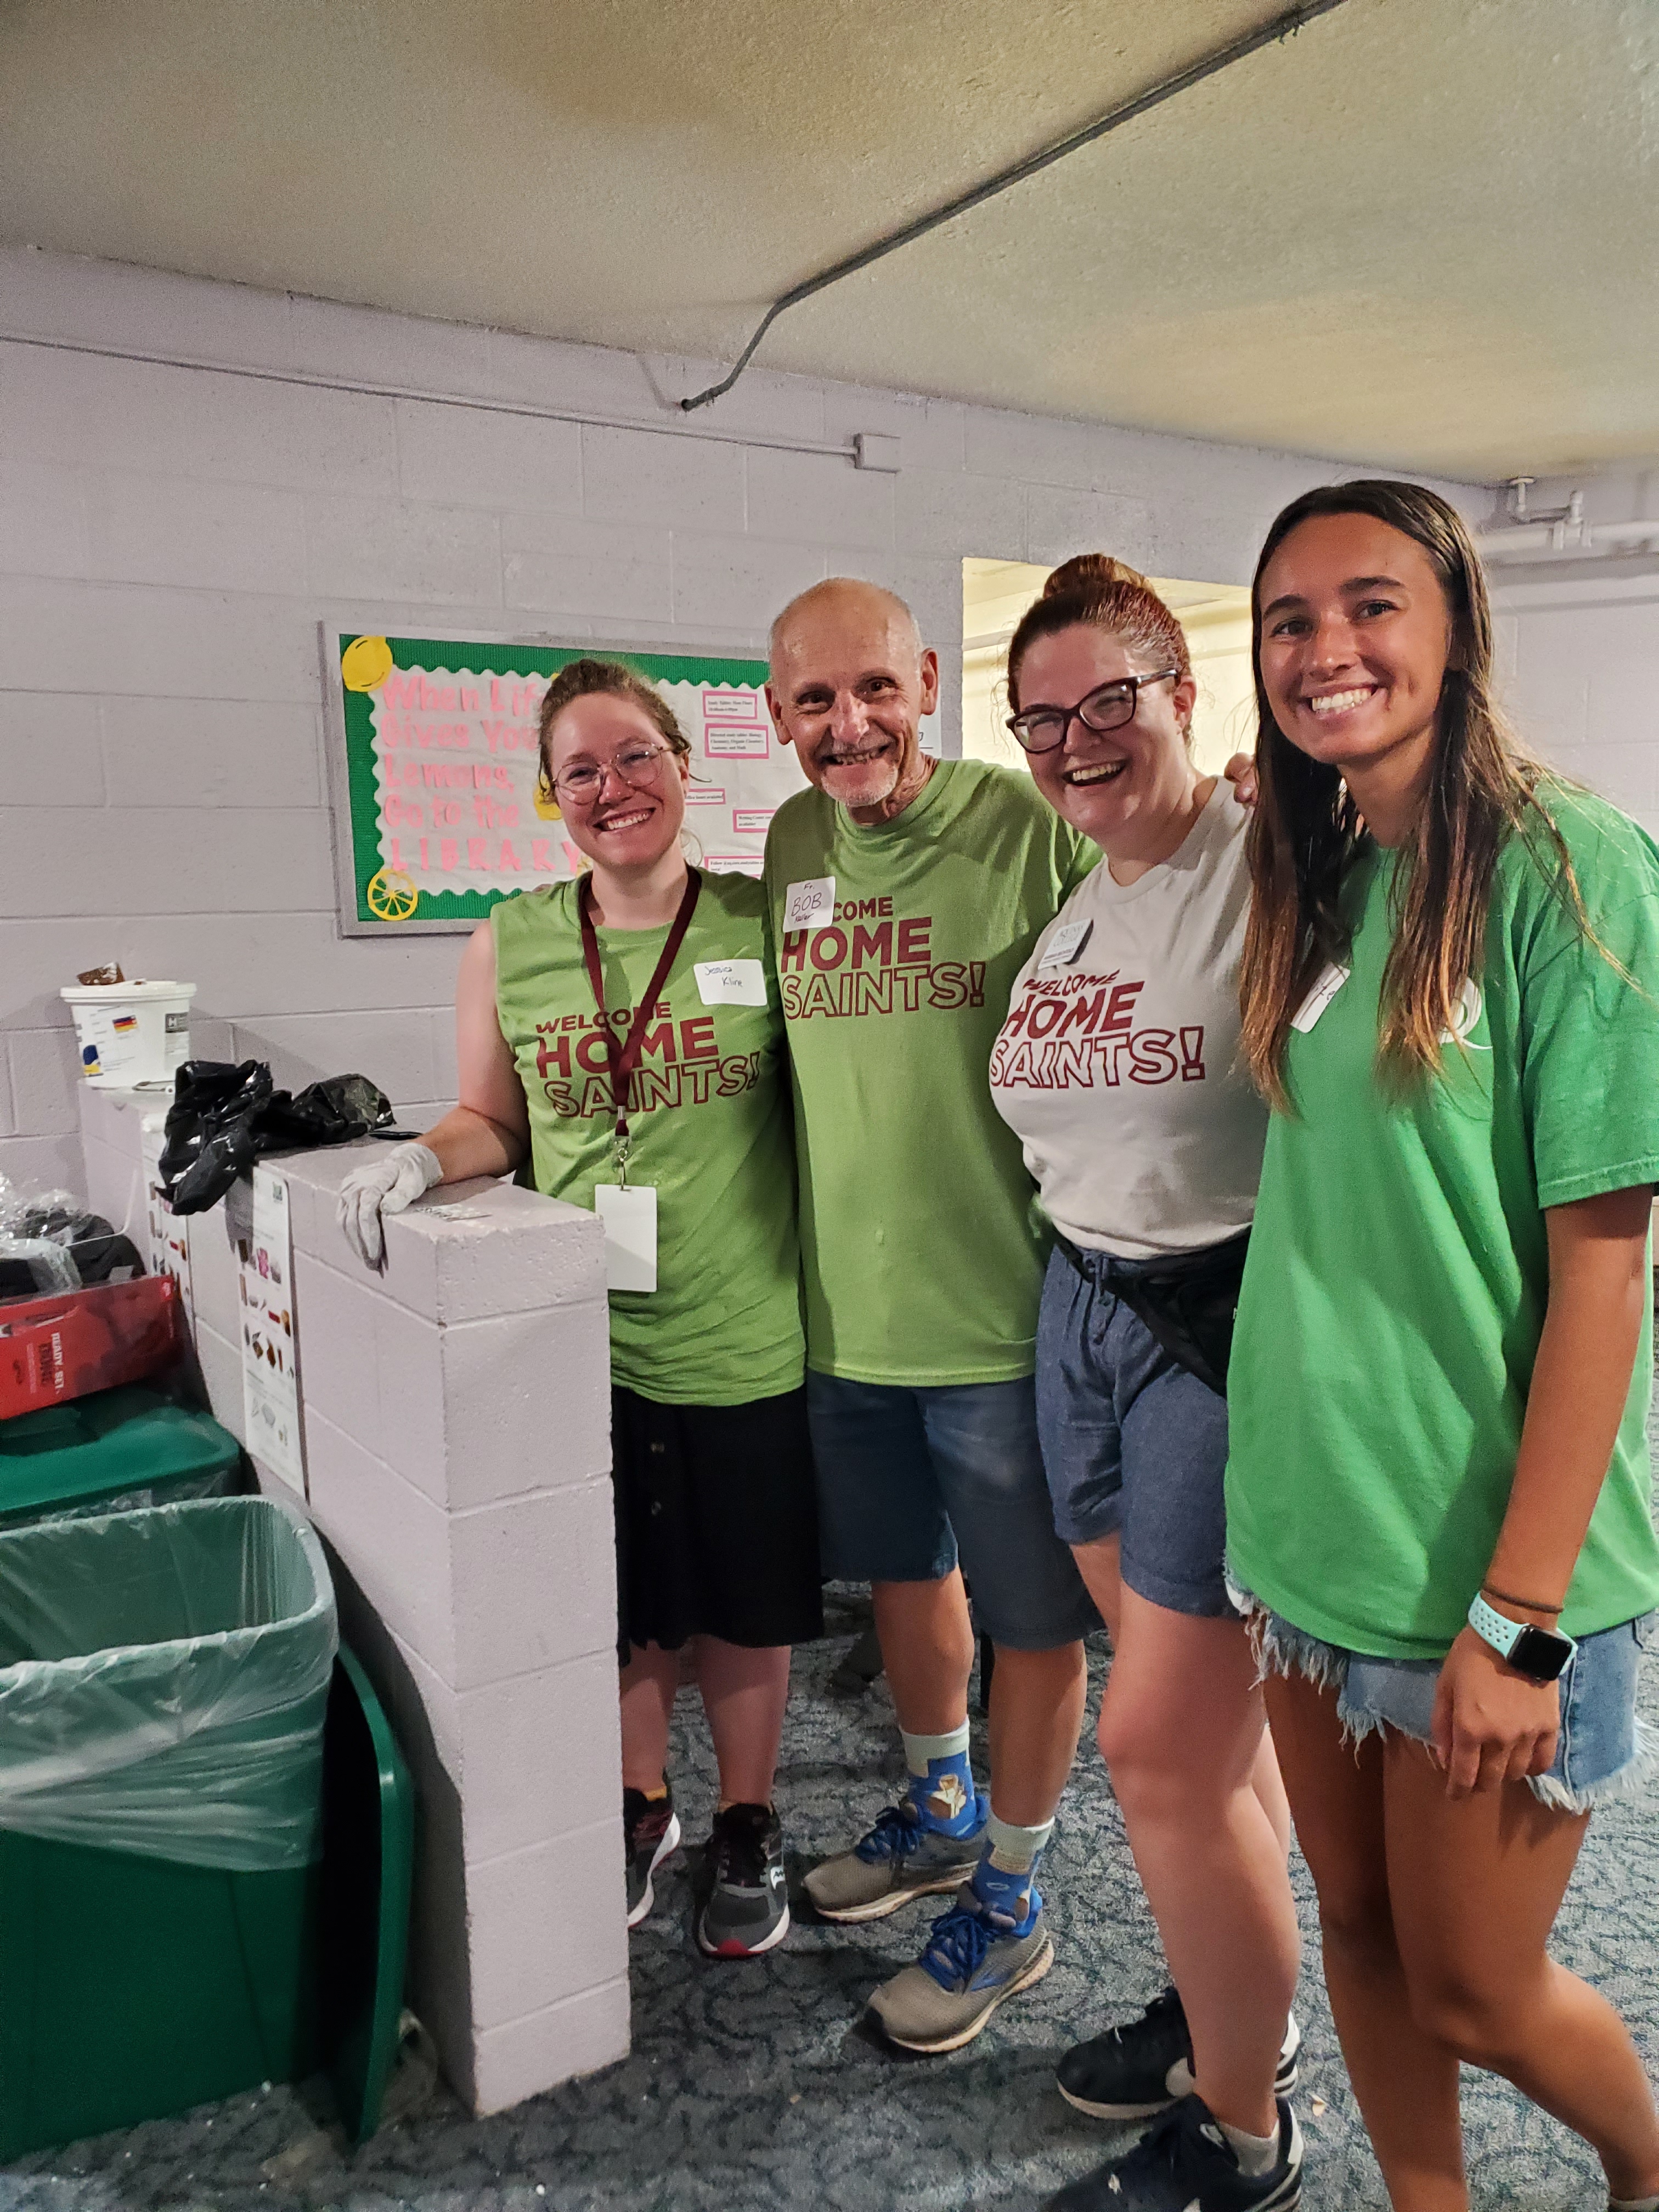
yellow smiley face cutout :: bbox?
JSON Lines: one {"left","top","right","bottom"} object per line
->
{"left": 365, "top": 868, "right": 419, "bottom": 921}
{"left": 341, "top": 635, "right": 394, "bottom": 692}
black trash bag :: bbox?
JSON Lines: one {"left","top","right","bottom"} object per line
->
{"left": 0, "top": 1206, "right": 144, "bottom": 1300}
{"left": 259, "top": 1074, "right": 395, "bottom": 1152}
{"left": 160, "top": 1060, "right": 274, "bottom": 1215}
{"left": 161, "top": 1062, "right": 393, "bottom": 1215}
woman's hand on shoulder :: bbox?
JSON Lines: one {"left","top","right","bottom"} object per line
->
{"left": 1429, "top": 1626, "right": 1560, "bottom": 1798}
{"left": 1223, "top": 752, "right": 1259, "bottom": 809}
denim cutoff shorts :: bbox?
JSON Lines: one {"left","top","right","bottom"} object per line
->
{"left": 1035, "top": 1238, "right": 1234, "bottom": 1618}
{"left": 806, "top": 1370, "right": 1099, "bottom": 1651}
{"left": 1231, "top": 1582, "right": 1657, "bottom": 1815}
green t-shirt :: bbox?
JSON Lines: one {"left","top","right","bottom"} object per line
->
{"left": 762, "top": 758, "right": 1097, "bottom": 1385}
{"left": 492, "top": 871, "right": 803, "bottom": 1407}
{"left": 1226, "top": 785, "right": 1659, "bottom": 1656}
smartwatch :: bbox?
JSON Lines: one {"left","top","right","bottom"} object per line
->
{"left": 1466, "top": 1593, "right": 1576, "bottom": 1684}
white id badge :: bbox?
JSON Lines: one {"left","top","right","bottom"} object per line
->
{"left": 594, "top": 1185, "right": 658, "bottom": 1291}
{"left": 1291, "top": 962, "right": 1351, "bottom": 1032}
{"left": 1041, "top": 918, "right": 1094, "bottom": 968}
{"left": 693, "top": 958, "right": 768, "bottom": 1006}
{"left": 782, "top": 875, "right": 835, "bottom": 931}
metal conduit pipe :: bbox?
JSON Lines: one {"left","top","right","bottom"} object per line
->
{"left": 1477, "top": 516, "right": 1659, "bottom": 563}
{"left": 680, "top": 0, "right": 1359, "bottom": 412}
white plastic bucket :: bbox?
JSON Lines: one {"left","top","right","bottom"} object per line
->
{"left": 59, "top": 980, "right": 197, "bottom": 1089}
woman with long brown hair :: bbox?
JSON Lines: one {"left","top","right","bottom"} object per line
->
{"left": 1227, "top": 479, "right": 1659, "bottom": 2210}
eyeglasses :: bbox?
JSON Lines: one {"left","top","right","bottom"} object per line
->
{"left": 551, "top": 740, "right": 677, "bottom": 804}
{"left": 1006, "top": 670, "right": 1178, "bottom": 754}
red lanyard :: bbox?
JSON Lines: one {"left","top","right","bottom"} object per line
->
{"left": 577, "top": 866, "right": 701, "bottom": 1184}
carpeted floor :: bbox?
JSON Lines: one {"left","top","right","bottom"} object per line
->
{"left": 5, "top": 1561, "right": 1657, "bottom": 2212}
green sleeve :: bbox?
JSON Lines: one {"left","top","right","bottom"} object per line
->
{"left": 1057, "top": 819, "right": 1104, "bottom": 899}
{"left": 1519, "top": 821, "right": 1659, "bottom": 1209}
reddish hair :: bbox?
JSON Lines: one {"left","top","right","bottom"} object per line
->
{"left": 535, "top": 657, "right": 690, "bottom": 806}
{"left": 1006, "top": 555, "right": 1192, "bottom": 722}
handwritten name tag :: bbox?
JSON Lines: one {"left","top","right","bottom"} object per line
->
{"left": 782, "top": 876, "right": 835, "bottom": 931}
{"left": 694, "top": 959, "right": 768, "bottom": 1006}
{"left": 1291, "top": 962, "right": 1351, "bottom": 1033}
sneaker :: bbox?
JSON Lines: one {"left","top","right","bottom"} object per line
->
{"left": 1058, "top": 1985, "right": 1302, "bottom": 2120}
{"left": 1046, "top": 2094, "right": 1303, "bottom": 2211}
{"left": 624, "top": 1784, "right": 681, "bottom": 1929}
{"left": 696, "top": 1802, "right": 791, "bottom": 1959}
{"left": 866, "top": 1889, "right": 1054, "bottom": 2053}
{"left": 803, "top": 1795, "right": 989, "bottom": 1923}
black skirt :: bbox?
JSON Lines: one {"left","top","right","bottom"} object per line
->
{"left": 611, "top": 1383, "right": 823, "bottom": 1661}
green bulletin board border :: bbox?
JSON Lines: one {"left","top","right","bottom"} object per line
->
{"left": 324, "top": 625, "right": 770, "bottom": 937}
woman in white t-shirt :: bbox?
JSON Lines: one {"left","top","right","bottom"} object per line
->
{"left": 990, "top": 558, "right": 1302, "bottom": 2212}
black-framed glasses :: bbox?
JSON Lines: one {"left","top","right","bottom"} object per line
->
{"left": 551, "top": 740, "right": 676, "bottom": 804}
{"left": 1006, "top": 670, "right": 1178, "bottom": 754}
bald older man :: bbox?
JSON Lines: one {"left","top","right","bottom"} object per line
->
{"left": 763, "top": 578, "right": 1100, "bottom": 2052}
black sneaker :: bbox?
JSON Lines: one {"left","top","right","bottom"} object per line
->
{"left": 1046, "top": 2094, "right": 1303, "bottom": 2211}
{"left": 696, "top": 1802, "right": 790, "bottom": 1959}
{"left": 1058, "top": 1985, "right": 1301, "bottom": 2120}
{"left": 624, "top": 1784, "right": 681, "bottom": 1929}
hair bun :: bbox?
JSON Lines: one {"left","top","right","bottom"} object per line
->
{"left": 1043, "top": 553, "right": 1149, "bottom": 599}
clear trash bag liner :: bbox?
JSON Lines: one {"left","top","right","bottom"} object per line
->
{"left": 0, "top": 1496, "right": 337, "bottom": 1871}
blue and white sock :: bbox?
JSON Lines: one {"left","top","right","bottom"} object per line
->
{"left": 969, "top": 1807, "right": 1053, "bottom": 1928}
{"left": 900, "top": 1723, "right": 980, "bottom": 1837}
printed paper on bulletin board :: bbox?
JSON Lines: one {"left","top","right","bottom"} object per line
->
{"left": 326, "top": 628, "right": 809, "bottom": 935}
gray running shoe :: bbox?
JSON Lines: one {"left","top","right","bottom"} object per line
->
{"left": 696, "top": 1802, "right": 790, "bottom": 1959}
{"left": 867, "top": 1891, "right": 1054, "bottom": 2053}
{"left": 804, "top": 1795, "right": 989, "bottom": 1923}
{"left": 624, "top": 1784, "right": 680, "bottom": 1929}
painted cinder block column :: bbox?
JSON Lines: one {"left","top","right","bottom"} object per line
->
{"left": 78, "top": 1096, "right": 627, "bottom": 2112}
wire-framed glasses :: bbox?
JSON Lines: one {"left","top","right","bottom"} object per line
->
{"left": 551, "top": 740, "right": 677, "bottom": 804}
{"left": 1006, "top": 670, "right": 1178, "bottom": 754}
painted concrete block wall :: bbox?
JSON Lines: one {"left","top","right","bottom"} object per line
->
{"left": 1490, "top": 468, "right": 1659, "bottom": 842}
{"left": 77, "top": 1087, "right": 623, "bottom": 2112}
{"left": 4, "top": 244, "right": 1477, "bottom": 1193}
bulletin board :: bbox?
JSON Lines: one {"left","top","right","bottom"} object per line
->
{"left": 321, "top": 625, "right": 809, "bottom": 936}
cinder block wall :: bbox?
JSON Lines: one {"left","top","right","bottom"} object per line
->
{"left": 80, "top": 1089, "right": 623, "bottom": 2112}
{"left": 1489, "top": 466, "right": 1659, "bottom": 840}
{"left": 1, "top": 244, "right": 1479, "bottom": 1189}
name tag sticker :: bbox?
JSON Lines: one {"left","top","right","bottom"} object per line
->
{"left": 1041, "top": 918, "right": 1094, "bottom": 968}
{"left": 782, "top": 875, "right": 835, "bottom": 932}
{"left": 1291, "top": 962, "right": 1351, "bottom": 1033}
{"left": 694, "top": 958, "right": 768, "bottom": 1006}
{"left": 594, "top": 1185, "right": 657, "bottom": 1292}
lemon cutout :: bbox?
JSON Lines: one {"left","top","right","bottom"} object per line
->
{"left": 342, "top": 635, "right": 394, "bottom": 692}
{"left": 533, "top": 786, "right": 563, "bottom": 822}
{"left": 366, "top": 868, "right": 419, "bottom": 921}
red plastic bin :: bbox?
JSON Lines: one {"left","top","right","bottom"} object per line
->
{"left": 0, "top": 1277, "right": 181, "bottom": 1420}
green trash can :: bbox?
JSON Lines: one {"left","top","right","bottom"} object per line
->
{"left": 0, "top": 1495, "right": 337, "bottom": 2160}
{"left": 0, "top": 1385, "right": 243, "bottom": 1531}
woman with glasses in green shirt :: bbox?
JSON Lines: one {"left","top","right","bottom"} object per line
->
{"left": 338, "top": 657, "right": 820, "bottom": 1962}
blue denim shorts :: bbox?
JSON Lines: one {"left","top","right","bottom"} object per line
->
{"left": 806, "top": 1370, "right": 1099, "bottom": 1651}
{"left": 1035, "top": 1239, "right": 1233, "bottom": 1618}
{"left": 1233, "top": 1587, "right": 1657, "bottom": 1815}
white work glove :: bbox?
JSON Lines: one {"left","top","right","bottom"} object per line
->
{"left": 336, "top": 1142, "right": 443, "bottom": 1269}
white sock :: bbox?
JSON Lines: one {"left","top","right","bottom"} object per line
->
{"left": 1609, "top": 2196, "right": 1659, "bottom": 2210}
{"left": 900, "top": 1721, "right": 969, "bottom": 1778}
{"left": 1218, "top": 2119, "right": 1279, "bottom": 2178}
{"left": 984, "top": 1808, "right": 1054, "bottom": 1874}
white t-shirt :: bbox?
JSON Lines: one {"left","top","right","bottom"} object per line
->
{"left": 988, "top": 777, "right": 1268, "bottom": 1260}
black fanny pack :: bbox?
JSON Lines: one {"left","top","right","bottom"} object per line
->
{"left": 1060, "top": 1227, "right": 1251, "bottom": 1398}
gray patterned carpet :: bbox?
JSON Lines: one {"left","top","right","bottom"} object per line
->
{"left": 5, "top": 1577, "right": 1656, "bottom": 2212}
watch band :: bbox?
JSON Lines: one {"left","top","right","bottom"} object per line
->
{"left": 1468, "top": 1592, "right": 1526, "bottom": 1662}
{"left": 1466, "top": 1593, "right": 1576, "bottom": 1680}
